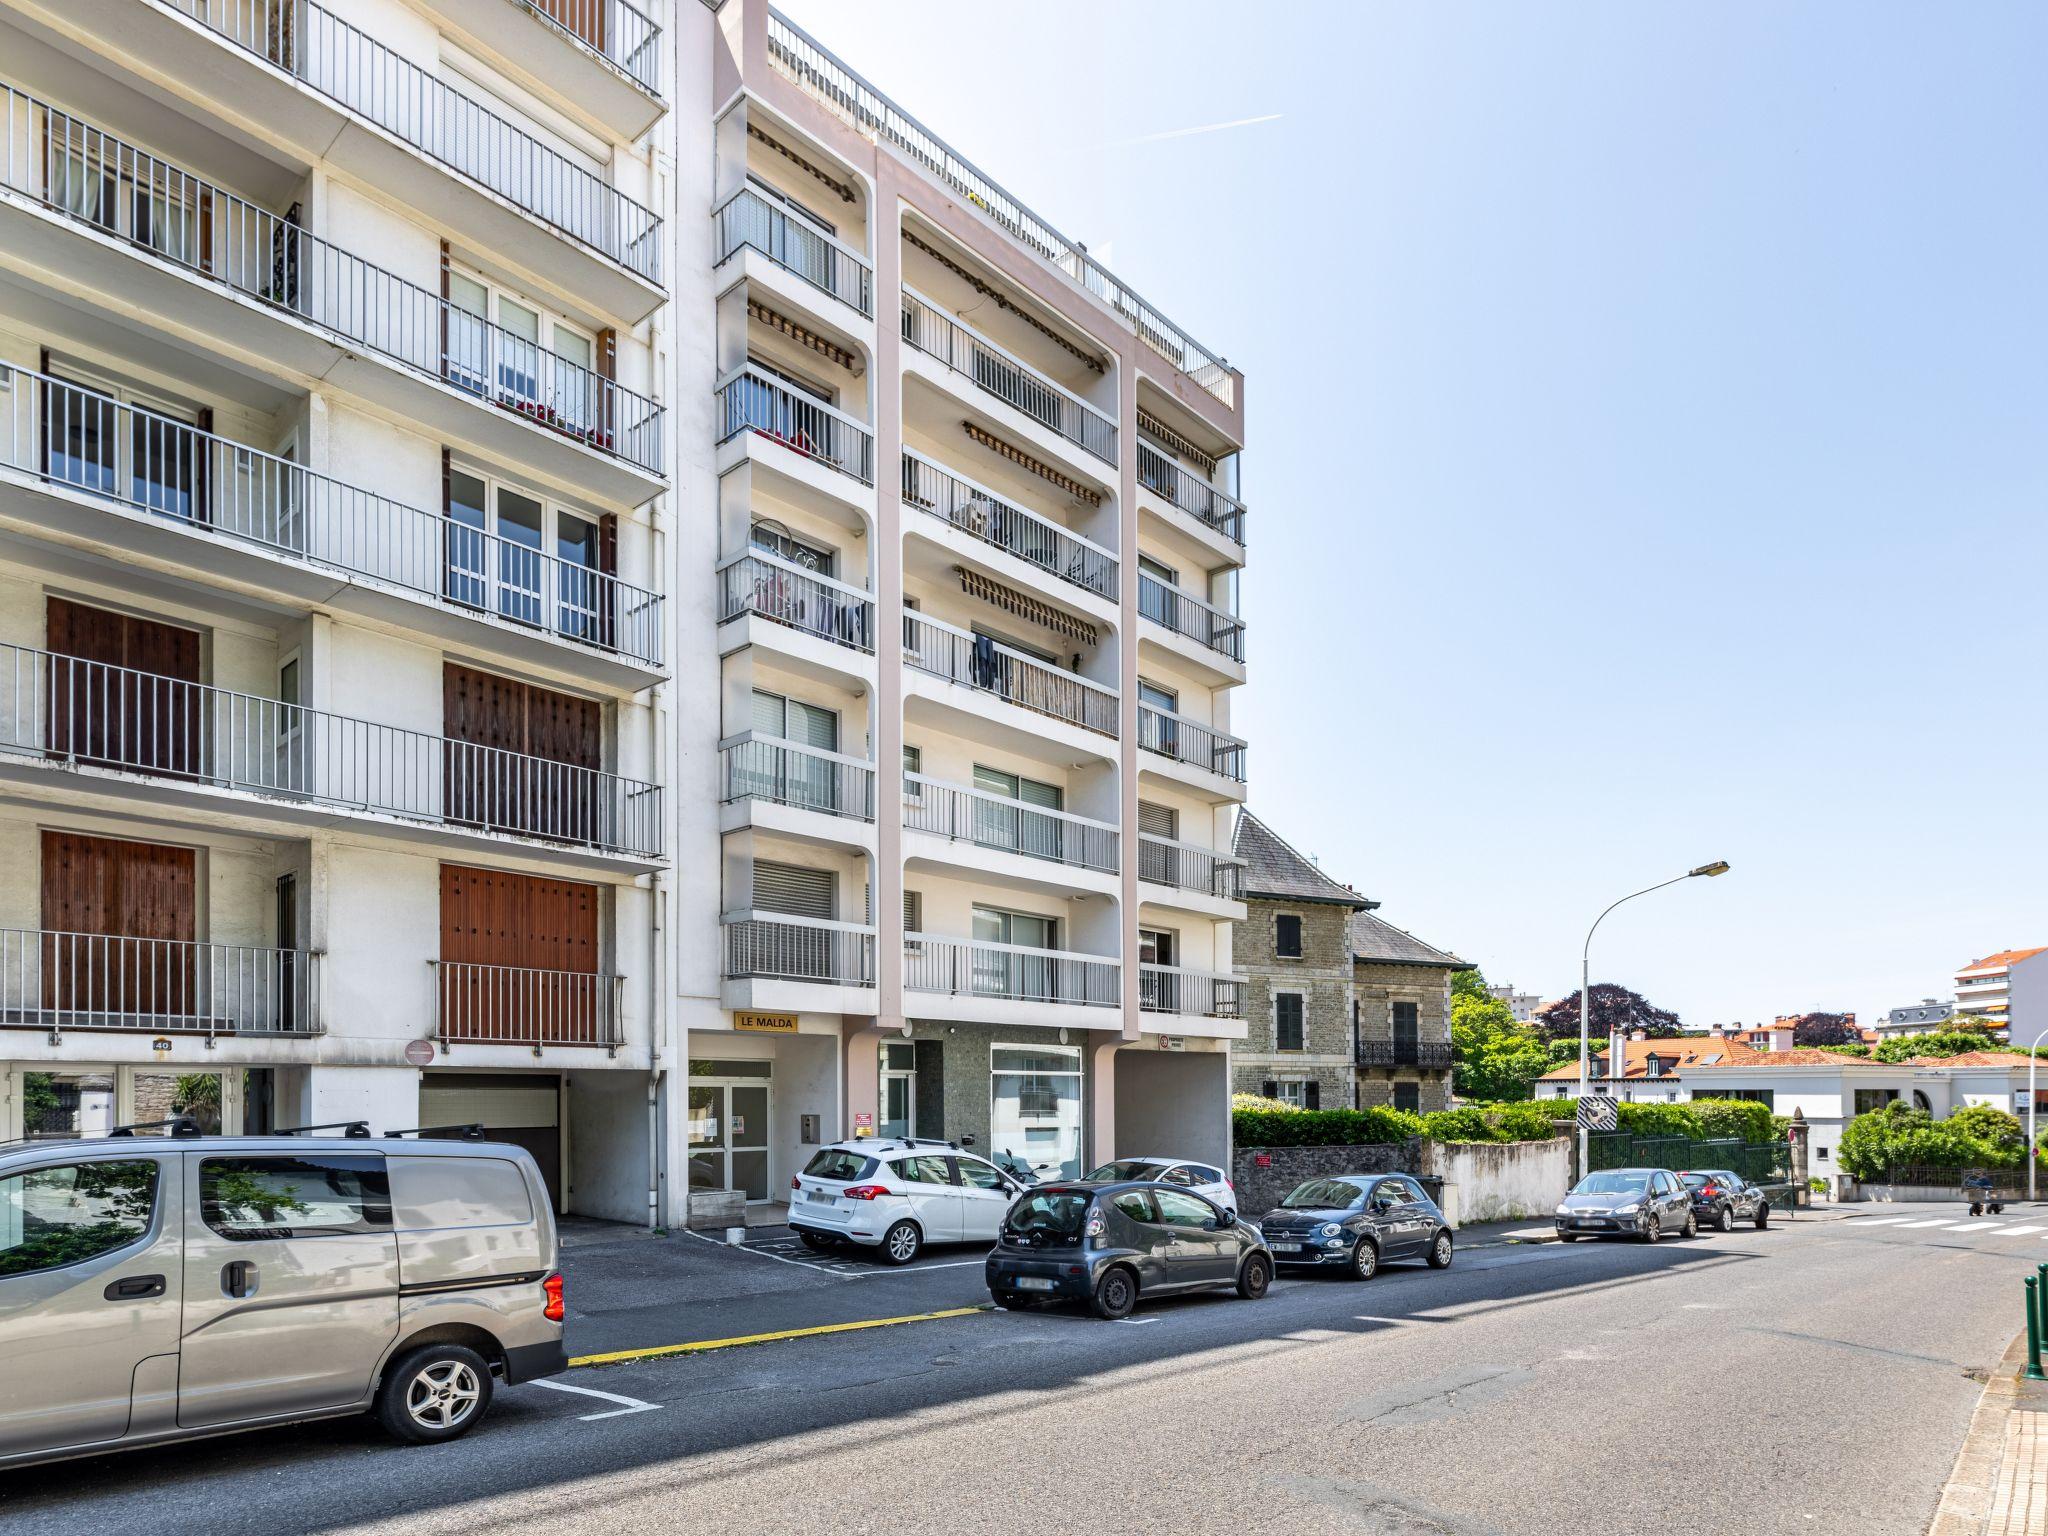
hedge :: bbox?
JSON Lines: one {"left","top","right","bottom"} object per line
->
{"left": 1230, "top": 1097, "right": 1778, "bottom": 1150}
{"left": 1232, "top": 1107, "right": 1424, "bottom": 1148}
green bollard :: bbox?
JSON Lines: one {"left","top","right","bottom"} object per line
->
{"left": 2028, "top": 1277, "right": 2045, "bottom": 1381}
{"left": 2037, "top": 1264, "right": 2048, "bottom": 1353}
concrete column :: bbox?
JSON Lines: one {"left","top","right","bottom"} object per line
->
{"left": 1788, "top": 1107, "right": 1810, "bottom": 1206}
{"left": 843, "top": 1019, "right": 885, "bottom": 1141}
{"left": 1090, "top": 1038, "right": 1119, "bottom": 1164}
{"left": 871, "top": 166, "right": 907, "bottom": 1044}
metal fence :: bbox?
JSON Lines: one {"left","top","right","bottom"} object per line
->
{"left": 1138, "top": 574, "right": 1245, "bottom": 662}
{"left": 902, "top": 772, "right": 1117, "bottom": 874}
{"left": 432, "top": 961, "right": 622, "bottom": 1051}
{"left": 1136, "top": 441, "right": 1246, "bottom": 546}
{"left": 161, "top": 0, "right": 663, "bottom": 281}
{"left": 0, "top": 643, "right": 662, "bottom": 858}
{"left": 902, "top": 290, "right": 1117, "bottom": 465}
{"left": 904, "top": 611, "right": 1118, "bottom": 737}
{"left": 1356, "top": 1039, "right": 1456, "bottom": 1069}
{"left": 713, "top": 185, "right": 871, "bottom": 316}
{"left": 1137, "top": 834, "right": 1242, "bottom": 898}
{"left": 722, "top": 914, "right": 876, "bottom": 986}
{"left": 1138, "top": 964, "right": 1244, "bottom": 1018}
{"left": 717, "top": 551, "right": 874, "bottom": 653}
{"left": 1136, "top": 705, "right": 1246, "bottom": 782}
{"left": 1585, "top": 1133, "right": 1792, "bottom": 1187}
{"left": 717, "top": 365, "right": 874, "bottom": 484}
{"left": 522, "top": 0, "right": 662, "bottom": 95}
{"left": 1, "top": 364, "right": 664, "bottom": 665}
{"left": 901, "top": 451, "right": 1115, "bottom": 599}
{"left": 719, "top": 734, "right": 875, "bottom": 821}
{"left": 1, "top": 928, "right": 320, "bottom": 1037}
{"left": 904, "top": 934, "right": 1119, "bottom": 1008}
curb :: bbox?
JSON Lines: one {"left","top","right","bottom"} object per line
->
{"left": 1929, "top": 1330, "right": 2030, "bottom": 1536}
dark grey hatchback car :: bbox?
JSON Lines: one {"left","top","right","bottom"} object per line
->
{"left": 985, "top": 1181, "right": 1274, "bottom": 1318}
{"left": 1555, "top": 1167, "right": 1698, "bottom": 1241}
{"left": 1259, "top": 1175, "right": 1454, "bottom": 1280}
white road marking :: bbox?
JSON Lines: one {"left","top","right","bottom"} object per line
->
{"left": 1933, "top": 1221, "right": 1986, "bottom": 1230}
{"left": 2002, "top": 1226, "right": 2048, "bottom": 1236}
{"left": 1851, "top": 1217, "right": 1909, "bottom": 1226}
{"left": 530, "top": 1378, "right": 662, "bottom": 1421}
{"left": 1955, "top": 1223, "right": 2012, "bottom": 1233}
{"left": 1900, "top": 1219, "right": 1958, "bottom": 1228}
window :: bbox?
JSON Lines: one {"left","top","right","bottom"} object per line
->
{"left": 991, "top": 1044, "right": 1083, "bottom": 1180}
{"left": 954, "top": 1158, "right": 1006, "bottom": 1191}
{"left": 1275, "top": 914, "right": 1303, "bottom": 959}
{"left": 0, "top": 1160, "right": 158, "bottom": 1276}
{"left": 753, "top": 861, "right": 835, "bottom": 920}
{"left": 747, "top": 173, "right": 835, "bottom": 236}
{"left": 1392, "top": 1001, "right": 1419, "bottom": 1047}
{"left": 750, "top": 520, "right": 837, "bottom": 578}
{"left": 1274, "top": 1079, "right": 1308, "bottom": 1109}
{"left": 444, "top": 461, "right": 602, "bottom": 635}
{"left": 743, "top": 689, "right": 842, "bottom": 812}
{"left": 1186, "top": 1165, "right": 1222, "bottom": 1185}
{"left": 802, "top": 1149, "right": 875, "bottom": 1182}
{"left": 43, "top": 364, "right": 202, "bottom": 520}
{"left": 1153, "top": 1190, "right": 1217, "bottom": 1228}
{"left": 444, "top": 267, "right": 599, "bottom": 434}
{"left": 1854, "top": 1089, "right": 1899, "bottom": 1116}
{"left": 1138, "top": 680, "right": 1178, "bottom": 714}
{"left": 1392, "top": 1082, "right": 1420, "bottom": 1114}
{"left": 1111, "top": 1190, "right": 1157, "bottom": 1224}
{"left": 199, "top": 1155, "right": 390, "bottom": 1241}
{"left": 898, "top": 1155, "right": 953, "bottom": 1187}
{"left": 1275, "top": 993, "right": 1306, "bottom": 1053}
{"left": 748, "top": 352, "right": 836, "bottom": 406}
{"left": 1817, "top": 1146, "right": 1830, "bottom": 1161}
{"left": 902, "top": 743, "right": 923, "bottom": 798}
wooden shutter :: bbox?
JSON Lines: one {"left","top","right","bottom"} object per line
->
{"left": 439, "top": 864, "right": 599, "bottom": 1045}
{"left": 1305, "top": 1081, "right": 1321, "bottom": 1111}
{"left": 596, "top": 510, "right": 619, "bottom": 649}
{"left": 444, "top": 663, "right": 602, "bottom": 844}
{"left": 47, "top": 598, "right": 201, "bottom": 776}
{"left": 754, "top": 861, "right": 834, "bottom": 920}
{"left": 41, "top": 831, "right": 195, "bottom": 1017}
{"left": 1261, "top": 1079, "right": 1277, "bottom": 1100}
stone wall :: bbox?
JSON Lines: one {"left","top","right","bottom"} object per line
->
{"left": 1234, "top": 897, "right": 1357, "bottom": 1108}
{"left": 1230, "top": 1140, "right": 1418, "bottom": 1218}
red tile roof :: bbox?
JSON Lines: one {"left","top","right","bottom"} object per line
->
{"left": 1537, "top": 1036, "right": 1762, "bottom": 1081}
{"left": 1898, "top": 1051, "right": 2039, "bottom": 1068}
{"left": 1957, "top": 947, "right": 2047, "bottom": 977}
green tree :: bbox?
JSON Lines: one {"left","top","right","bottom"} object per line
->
{"left": 1534, "top": 984, "right": 1683, "bottom": 1042}
{"left": 1449, "top": 967, "right": 1490, "bottom": 1005}
{"left": 1872, "top": 1030, "right": 2021, "bottom": 1064}
{"left": 1450, "top": 994, "right": 1553, "bottom": 1102}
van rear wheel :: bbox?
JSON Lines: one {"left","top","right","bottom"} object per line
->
{"left": 377, "top": 1344, "right": 494, "bottom": 1445}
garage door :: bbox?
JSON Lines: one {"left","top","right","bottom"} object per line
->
{"left": 420, "top": 1072, "right": 562, "bottom": 1210}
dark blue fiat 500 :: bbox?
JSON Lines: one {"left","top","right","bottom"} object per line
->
{"left": 1258, "top": 1175, "right": 1454, "bottom": 1280}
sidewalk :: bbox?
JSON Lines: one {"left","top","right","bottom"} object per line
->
{"left": 1932, "top": 1333, "right": 2048, "bottom": 1535}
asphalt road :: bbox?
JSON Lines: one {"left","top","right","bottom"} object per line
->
{"left": 2, "top": 1203, "right": 2035, "bottom": 1536}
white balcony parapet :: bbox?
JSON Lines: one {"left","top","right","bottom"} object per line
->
{"left": 517, "top": 0, "right": 663, "bottom": 97}
{"left": 901, "top": 450, "right": 1115, "bottom": 600}
{"left": 1, "top": 928, "right": 320, "bottom": 1038}
{"left": 902, "top": 610, "right": 1118, "bottom": 738}
{"left": 766, "top": 8, "right": 1233, "bottom": 409}
{"left": 717, "top": 364, "right": 875, "bottom": 485}
{"left": 1, "top": 365, "right": 664, "bottom": 666}
{"left": 717, "top": 550, "right": 875, "bottom": 653}
{"left": 904, "top": 934, "right": 1119, "bottom": 1008}
{"left": 714, "top": 185, "right": 872, "bottom": 317}
{"left": 430, "top": 960, "right": 623, "bottom": 1052}
{"left": 720, "top": 732, "right": 875, "bottom": 821}
{"left": 0, "top": 643, "right": 663, "bottom": 858}
{"left": 902, "top": 772, "right": 1117, "bottom": 874}
{"left": 0, "top": 85, "right": 665, "bottom": 477}
{"left": 722, "top": 912, "right": 876, "bottom": 986}
{"left": 1136, "top": 441, "right": 1246, "bottom": 547}
{"left": 1138, "top": 575, "right": 1245, "bottom": 663}
{"left": 1137, "top": 834, "right": 1245, "bottom": 900}
{"left": 1136, "top": 705, "right": 1246, "bottom": 784}
{"left": 901, "top": 288, "right": 1116, "bottom": 466}
{"left": 1139, "top": 963, "right": 1244, "bottom": 1019}
{"left": 156, "top": 0, "right": 663, "bottom": 283}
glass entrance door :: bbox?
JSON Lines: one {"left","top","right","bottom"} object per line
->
{"left": 686, "top": 1072, "right": 773, "bottom": 1202}
{"left": 879, "top": 1040, "right": 916, "bottom": 1139}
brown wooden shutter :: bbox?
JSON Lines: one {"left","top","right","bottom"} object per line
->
{"left": 596, "top": 511, "right": 619, "bottom": 649}
{"left": 1305, "top": 1081, "right": 1321, "bottom": 1111}
{"left": 439, "top": 865, "right": 599, "bottom": 1045}
{"left": 47, "top": 598, "right": 201, "bottom": 775}
{"left": 443, "top": 664, "right": 601, "bottom": 844}
{"left": 41, "top": 831, "right": 195, "bottom": 1016}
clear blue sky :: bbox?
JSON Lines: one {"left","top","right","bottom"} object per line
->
{"left": 779, "top": 1, "right": 2048, "bottom": 1028}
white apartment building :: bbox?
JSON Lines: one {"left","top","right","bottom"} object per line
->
{"left": 1487, "top": 983, "right": 1541, "bottom": 1023}
{"left": 0, "top": 0, "right": 699, "bottom": 1223}
{"left": 1954, "top": 947, "right": 2044, "bottom": 1035}
{"left": 682, "top": 3, "right": 1249, "bottom": 1208}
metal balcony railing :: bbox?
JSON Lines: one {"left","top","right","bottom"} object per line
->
{"left": 1, "top": 929, "right": 320, "bottom": 1037}
{"left": 714, "top": 186, "right": 871, "bottom": 317}
{"left": 901, "top": 451, "right": 1115, "bottom": 600}
{"left": 1, "top": 366, "right": 664, "bottom": 665}
{"left": 0, "top": 86, "right": 665, "bottom": 476}
{"left": 1136, "top": 705, "right": 1246, "bottom": 783}
{"left": 1137, "top": 835, "right": 1244, "bottom": 899}
{"left": 722, "top": 913, "right": 876, "bottom": 986}
{"left": 431, "top": 960, "right": 623, "bottom": 1051}
{"left": 766, "top": 8, "right": 1233, "bottom": 408}
{"left": 521, "top": 0, "right": 663, "bottom": 96}
{"left": 902, "top": 289, "right": 1116, "bottom": 466}
{"left": 902, "top": 772, "right": 1117, "bottom": 874}
{"left": 720, "top": 733, "right": 875, "bottom": 821}
{"left": 0, "top": 644, "right": 662, "bottom": 858}
{"left": 157, "top": 0, "right": 663, "bottom": 282}
{"left": 1138, "top": 964, "right": 1244, "bottom": 1019}
{"left": 717, "top": 551, "right": 874, "bottom": 653}
{"left": 1357, "top": 1039, "right": 1456, "bottom": 1070}
{"left": 1138, "top": 575, "right": 1245, "bottom": 663}
{"left": 903, "top": 611, "right": 1118, "bottom": 738}
{"left": 904, "top": 934, "right": 1119, "bottom": 1008}
{"left": 717, "top": 365, "right": 874, "bottom": 484}
{"left": 1136, "top": 441, "right": 1246, "bottom": 547}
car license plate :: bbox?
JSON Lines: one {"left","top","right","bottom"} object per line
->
{"left": 1269, "top": 1241, "right": 1303, "bottom": 1253}
{"left": 1015, "top": 1277, "right": 1054, "bottom": 1292}
{"left": 806, "top": 1190, "right": 837, "bottom": 1203}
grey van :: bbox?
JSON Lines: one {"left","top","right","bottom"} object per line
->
{"left": 0, "top": 1128, "right": 567, "bottom": 1469}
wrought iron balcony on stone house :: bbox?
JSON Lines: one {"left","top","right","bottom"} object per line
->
{"left": 1356, "top": 1039, "right": 1455, "bottom": 1070}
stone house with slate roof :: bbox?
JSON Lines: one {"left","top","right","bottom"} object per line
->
{"left": 1350, "top": 909, "right": 1468, "bottom": 1114}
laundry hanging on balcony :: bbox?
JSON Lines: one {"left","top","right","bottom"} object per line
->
{"left": 955, "top": 566, "right": 1097, "bottom": 646}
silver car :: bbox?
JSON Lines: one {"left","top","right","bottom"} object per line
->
{"left": 1555, "top": 1167, "right": 1697, "bottom": 1242}
{"left": 0, "top": 1127, "right": 567, "bottom": 1469}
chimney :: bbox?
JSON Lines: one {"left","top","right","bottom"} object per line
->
{"left": 1768, "top": 1025, "right": 1795, "bottom": 1052}
{"left": 1630, "top": 1028, "right": 1647, "bottom": 1042}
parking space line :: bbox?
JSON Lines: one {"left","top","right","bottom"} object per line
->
{"left": 530, "top": 1378, "right": 663, "bottom": 1420}
{"left": 569, "top": 1305, "right": 991, "bottom": 1367}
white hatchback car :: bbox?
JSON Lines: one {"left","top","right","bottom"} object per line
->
{"left": 790, "top": 1139, "right": 1029, "bottom": 1264}
{"left": 1085, "top": 1157, "right": 1238, "bottom": 1220}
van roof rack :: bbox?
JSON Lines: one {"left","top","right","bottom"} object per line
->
{"left": 109, "top": 1115, "right": 204, "bottom": 1139}
{"left": 275, "top": 1120, "right": 372, "bottom": 1139}
{"left": 383, "top": 1123, "right": 486, "bottom": 1140}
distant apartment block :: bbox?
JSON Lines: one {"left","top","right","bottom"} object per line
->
{"left": 1487, "top": 983, "right": 1542, "bottom": 1023}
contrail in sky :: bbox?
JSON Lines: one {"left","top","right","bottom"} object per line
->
{"left": 1118, "top": 113, "right": 1282, "bottom": 146}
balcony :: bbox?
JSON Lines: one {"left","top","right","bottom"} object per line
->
{"left": 902, "top": 451, "right": 1115, "bottom": 602}
{"left": 765, "top": 8, "right": 1235, "bottom": 412}
{"left": 903, "top": 773, "right": 1117, "bottom": 876}
{"left": 416, "top": 0, "right": 665, "bottom": 139}
{"left": 718, "top": 365, "right": 875, "bottom": 487}
{"left": 1137, "top": 836, "right": 1244, "bottom": 900}
{"left": 723, "top": 913, "right": 876, "bottom": 987}
{"left": 715, "top": 186, "right": 872, "bottom": 318}
{"left": 717, "top": 551, "right": 875, "bottom": 661}
{"left": 902, "top": 289, "right": 1116, "bottom": 467}
{"left": 1137, "top": 706, "right": 1247, "bottom": 786}
{"left": 1138, "top": 575, "right": 1245, "bottom": 666}
{"left": 1357, "top": 1039, "right": 1456, "bottom": 1070}
{"left": 721, "top": 734, "right": 875, "bottom": 822}
{"left": 0, "top": 367, "right": 665, "bottom": 679}
{"left": 905, "top": 935, "right": 1118, "bottom": 1009}
{"left": 0, "top": 644, "right": 663, "bottom": 863}
{"left": 1, "top": 929, "right": 320, "bottom": 1039}
{"left": 904, "top": 610, "right": 1117, "bottom": 739}
{"left": 1137, "top": 441, "right": 1246, "bottom": 550}
{"left": 0, "top": 87, "right": 664, "bottom": 493}
{"left": 1139, "top": 965, "right": 1244, "bottom": 1021}
{"left": 431, "top": 960, "right": 623, "bottom": 1053}
{"left": 153, "top": 0, "right": 664, "bottom": 304}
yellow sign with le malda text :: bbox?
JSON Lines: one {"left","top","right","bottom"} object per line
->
{"left": 733, "top": 1011, "right": 799, "bottom": 1034}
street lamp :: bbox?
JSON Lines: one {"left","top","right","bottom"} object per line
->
{"left": 1578, "top": 861, "right": 1732, "bottom": 1173}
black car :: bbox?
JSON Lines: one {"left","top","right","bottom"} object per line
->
{"left": 1680, "top": 1169, "right": 1770, "bottom": 1231}
{"left": 985, "top": 1180, "right": 1273, "bottom": 1319}
{"left": 1258, "top": 1174, "right": 1454, "bottom": 1280}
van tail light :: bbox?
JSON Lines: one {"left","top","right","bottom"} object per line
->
{"left": 542, "top": 1273, "right": 565, "bottom": 1323}
{"left": 843, "top": 1184, "right": 889, "bottom": 1201}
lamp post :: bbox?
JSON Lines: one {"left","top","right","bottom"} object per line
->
{"left": 1578, "top": 861, "right": 1731, "bottom": 1173}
